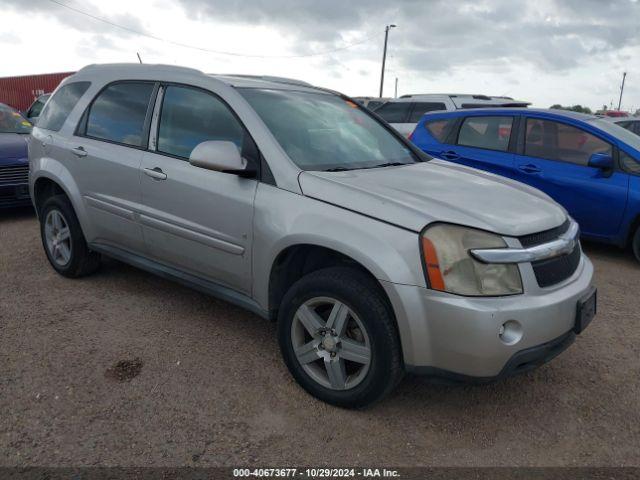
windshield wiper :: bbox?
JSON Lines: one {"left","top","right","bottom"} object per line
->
{"left": 323, "top": 167, "right": 353, "bottom": 172}
{"left": 366, "top": 162, "right": 411, "bottom": 169}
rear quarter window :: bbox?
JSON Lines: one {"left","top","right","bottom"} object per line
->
{"left": 375, "top": 102, "right": 412, "bottom": 123}
{"left": 424, "top": 118, "right": 457, "bottom": 143}
{"left": 37, "top": 82, "right": 90, "bottom": 132}
{"left": 409, "top": 102, "right": 447, "bottom": 123}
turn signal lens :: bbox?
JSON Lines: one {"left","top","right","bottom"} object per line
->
{"left": 421, "top": 224, "right": 523, "bottom": 296}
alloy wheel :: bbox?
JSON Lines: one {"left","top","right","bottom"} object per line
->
{"left": 291, "top": 296, "right": 371, "bottom": 390}
{"left": 44, "top": 209, "right": 72, "bottom": 266}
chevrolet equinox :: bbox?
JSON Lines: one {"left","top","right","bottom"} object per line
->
{"left": 29, "top": 64, "right": 596, "bottom": 407}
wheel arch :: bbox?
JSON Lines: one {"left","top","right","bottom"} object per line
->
{"left": 628, "top": 212, "right": 640, "bottom": 248}
{"left": 31, "top": 169, "right": 92, "bottom": 240}
{"left": 267, "top": 243, "right": 396, "bottom": 323}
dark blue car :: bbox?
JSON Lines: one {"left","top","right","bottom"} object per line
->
{"left": 0, "top": 103, "right": 32, "bottom": 208}
{"left": 410, "top": 108, "right": 640, "bottom": 261}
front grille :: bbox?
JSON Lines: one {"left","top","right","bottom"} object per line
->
{"left": 519, "top": 219, "right": 570, "bottom": 247}
{"left": 0, "top": 165, "right": 29, "bottom": 186}
{"left": 532, "top": 243, "right": 581, "bottom": 288}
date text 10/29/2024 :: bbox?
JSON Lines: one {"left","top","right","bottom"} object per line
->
{"left": 233, "top": 468, "right": 400, "bottom": 478}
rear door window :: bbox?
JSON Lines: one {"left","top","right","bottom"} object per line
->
{"left": 524, "top": 118, "right": 612, "bottom": 165}
{"left": 37, "top": 82, "right": 90, "bottom": 132}
{"left": 157, "top": 85, "right": 246, "bottom": 159}
{"left": 409, "top": 102, "right": 447, "bottom": 122}
{"left": 374, "top": 102, "right": 412, "bottom": 123}
{"left": 457, "top": 116, "right": 513, "bottom": 152}
{"left": 84, "top": 82, "right": 155, "bottom": 147}
{"left": 424, "top": 118, "right": 457, "bottom": 143}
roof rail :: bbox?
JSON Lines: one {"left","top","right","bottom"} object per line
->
{"left": 77, "top": 63, "right": 204, "bottom": 75}
{"left": 221, "top": 74, "right": 312, "bottom": 87}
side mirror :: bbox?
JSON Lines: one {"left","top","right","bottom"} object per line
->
{"left": 189, "top": 140, "right": 256, "bottom": 178}
{"left": 588, "top": 152, "right": 614, "bottom": 170}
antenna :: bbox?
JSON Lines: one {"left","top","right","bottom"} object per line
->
{"left": 136, "top": 52, "right": 143, "bottom": 64}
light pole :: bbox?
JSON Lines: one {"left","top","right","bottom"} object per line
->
{"left": 617, "top": 72, "right": 627, "bottom": 111}
{"left": 379, "top": 24, "right": 396, "bottom": 98}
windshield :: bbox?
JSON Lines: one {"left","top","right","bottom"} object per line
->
{"left": 588, "top": 117, "right": 640, "bottom": 152}
{"left": 0, "top": 106, "right": 32, "bottom": 134}
{"left": 239, "top": 88, "right": 423, "bottom": 171}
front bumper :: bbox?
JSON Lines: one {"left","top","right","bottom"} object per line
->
{"left": 382, "top": 253, "right": 595, "bottom": 378}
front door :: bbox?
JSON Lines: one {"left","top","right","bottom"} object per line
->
{"left": 512, "top": 116, "right": 629, "bottom": 239}
{"left": 139, "top": 84, "right": 258, "bottom": 294}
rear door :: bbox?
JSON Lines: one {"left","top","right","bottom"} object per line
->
{"left": 512, "top": 116, "right": 629, "bottom": 239}
{"left": 439, "top": 115, "right": 518, "bottom": 179}
{"left": 71, "top": 81, "right": 156, "bottom": 253}
{"left": 139, "top": 84, "right": 258, "bottom": 294}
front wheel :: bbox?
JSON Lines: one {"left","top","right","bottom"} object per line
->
{"left": 277, "top": 267, "right": 403, "bottom": 408}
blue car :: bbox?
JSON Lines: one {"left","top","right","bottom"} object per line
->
{"left": 410, "top": 108, "right": 640, "bottom": 261}
{"left": 0, "top": 103, "right": 32, "bottom": 208}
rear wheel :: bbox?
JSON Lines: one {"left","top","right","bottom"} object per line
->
{"left": 633, "top": 226, "right": 640, "bottom": 263}
{"left": 39, "top": 195, "right": 100, "bottom": 278}
{"left": 277, "top": 267, "right": 403, "bottom": 408}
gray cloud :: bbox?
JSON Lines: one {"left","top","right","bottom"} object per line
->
{"left": 0, "top": 0, "right": 147, "bottom": 36}
{"left": 174, "top": 0, "right": 640, "bottom": 75}
{"left": 1, "top": 0, "right": 638, "bottom": 80}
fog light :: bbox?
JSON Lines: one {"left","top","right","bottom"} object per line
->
{"left": 499, "top": 320, "right": 522, "bottom": 345}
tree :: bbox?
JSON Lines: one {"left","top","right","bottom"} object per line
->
{"left": 550, "top": 104, "right": 593, "bottom": 114}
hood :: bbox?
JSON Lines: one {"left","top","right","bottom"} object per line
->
{"left": 0, "top": 133, "right": 29, "bottom": 163}
{"left": 298, "top": 159, "right": 567, "bottom": 236}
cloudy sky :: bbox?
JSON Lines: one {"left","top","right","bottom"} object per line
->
{"left": 1, "top": 0, "right": 639, "bottom": 111}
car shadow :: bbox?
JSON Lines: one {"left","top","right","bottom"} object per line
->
{"left": 0, "top": 205, "right": 35, "bottom": 222}
{"left": 581, "top": 239, "right": 637, "bottom": 264}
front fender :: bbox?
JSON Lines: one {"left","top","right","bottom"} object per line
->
{"left": 251, "top": 184, "right": 426, "bottom": 311}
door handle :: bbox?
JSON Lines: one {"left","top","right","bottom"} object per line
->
{"left": 71, "top": 146, "right": 87, "bottom": 157}
{"left": 440, "top": 150, "right": 460, "bottom": 160}
{"left": 518, "top": 163, "right": 541, "bottom": 174}
{"left": 144, "top": 167, "right": 167, "bottom": 181}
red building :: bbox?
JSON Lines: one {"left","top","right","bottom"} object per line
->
{"left": 0, "top": 72, "right": 75, "bottom": 111}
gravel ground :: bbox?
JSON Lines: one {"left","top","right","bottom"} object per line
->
{"left": 1, "top": 207, "right": 639, "bottom": 467}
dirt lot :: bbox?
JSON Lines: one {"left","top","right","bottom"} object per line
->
{"left": 1, "top": 207, "right": 639, "bottom": 467}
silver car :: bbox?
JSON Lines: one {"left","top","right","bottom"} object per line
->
{"left": 29, "top": 64, "right": 596, "bottom": 408}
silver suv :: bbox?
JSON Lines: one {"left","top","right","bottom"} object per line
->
{"left": 29, "top": 64, "right": 596, "bottom": 408}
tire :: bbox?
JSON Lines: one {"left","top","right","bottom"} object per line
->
{"left": 277, "top": 267, "right": 403, "bottom": 408}
{"left": 39, "top": 195, "right": 100, "bottom": 278}
{"left": 633, "top": 226, "right": 640, "bottom": 263}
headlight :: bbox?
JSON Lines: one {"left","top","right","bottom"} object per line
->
{"left": 420, "top": 224, "right": 523, "bottom": 296}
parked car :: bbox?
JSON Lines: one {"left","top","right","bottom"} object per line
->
{"left": 410, "top": 108, "right": 640, "bottom": 261}
{"left": 374, "top": 94, "right": 530, "bottom": 137}
{"left": 0, "top": 103, "right": 32, "bottom": 208}
{"left": 595, "top": 110, "right": 629, "bottom": 118}
{"left": 608, "top": 117, "right": 640, "bottom": 136}
{"left": 30, "top": 64, "right": 595, "bottom": 407}
{"left": 24, "top": 93, "right": 51, "bottom": 124}
{"left": 352, "top": 96, "right": 390, "bottom": 111}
